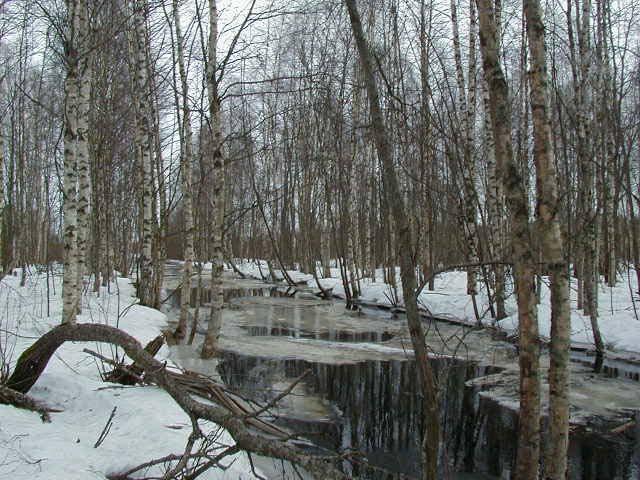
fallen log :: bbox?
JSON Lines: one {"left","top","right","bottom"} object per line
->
{"left": 105, "top": 334, "right": 165, "bottom": 385}
{"left": 3, "top": 323, "right": 347, "bottom": 479}
{"left": 0, "top": 384, "right": 61, "bottom": 422}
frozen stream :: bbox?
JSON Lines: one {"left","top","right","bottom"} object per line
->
{"left": 163, "top": 266, "right": 639, "bottom": 479}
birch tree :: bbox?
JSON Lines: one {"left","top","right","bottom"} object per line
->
{"left": 523, "top": 0, "right": 571, "bottom": 476}
{"left": 476, "top": 0, "right": 540, "bottom": 477}
{"left": 172, "top": 0, "right": 195, "bottom": 341}
{"left": 75, "top": 0, "right": 91, "bottom": 310}
{"left": 62, "top": 0, "right": 84, "bottom": 324}
{"left": 451, "top": 0, "right": 480, "bottom": 315}
{"left": 201, "top": 0, "right": 225, "bottom": 359}
{"left": 131, "top": 0, "right": 155, "bottom": 307}
{"left": 345, "top": 1, "right": 440, "bottom": 477}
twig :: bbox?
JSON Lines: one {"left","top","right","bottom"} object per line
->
{"left": 161, "top": 414, "right": 202, "bottom": 479}
{"left": 182, "top": 445, "right": 241, "bottom": 480}
{"left": 94, "top": 406, "right": 117, "bottom": 448}
{"left": 244, "top": 369, "right": 311, "bottom": 420}
{"left": 247, "top": 452, "right": 268, "bottom": 480}
{"left": 82, "top": 348, "right": 144, "bottom": 384}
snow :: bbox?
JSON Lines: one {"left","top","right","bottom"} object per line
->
{"left": 233, "top": 260, "right": 640, "bottom": 354}
{"left": 3, "top": 261, "right": 639, "bottom": 477}
{"left": 0, "top": 268, "right": 258, "bottom": 480}
{"left": 497, "top": 274, "right": 640, "bottom": 352}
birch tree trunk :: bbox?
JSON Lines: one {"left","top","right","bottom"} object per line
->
{"left": 523, "top": 0, "right": 571, "bottom": 476}
{"left": 476, "top": 1, "right": 540, "bottom": 477}
{"left": 482, "top": 77, "right": 506, "bottom": 319}
{"left": 345, "top": 1, "right": 440, "bottom": 478}
{"left": 418, "top": 0, "right": 437, "bottom": 291}
{"left": 201, "top": 0, "right": 226, "bottom": 359}
{"left": 451, "top": 0, "right": 480, "bottom": 304}
{"left": 575, "top": 0, "right": 605, "bottom": 366}
{"left": 173, "top": 0, "right": 195, "bottom": 341}
{"left": 75, "top": 0, "right": 91, "bottom": 311}
{"left": 148, "top": 34, "right": 166, "bottom": 310}
{"left": 131, "top": 0, "right": 154, "bottom": 307}
{"left": 597, "top": 0, "right": 616, "bottom": 288}
{"left": 62, "top": 0, "right": 81, "bottom": 325}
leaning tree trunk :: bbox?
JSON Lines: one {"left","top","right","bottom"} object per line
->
{"left": 476, "top": 1, "right": 541, "bottom": 478}
{"left": 173, "top": 0, "right": 195, "bottom": 341}
{"left": 345, "top": 1, "right": 440, "bottom": 478}
{"left": 523, "top": 0, "right": 571, "bottom": 476}
{"left": 3, "top": 322, "right": 351, "bottom": 479}
{"left": 201, "top": 0, "right": 226, "bottom": 359}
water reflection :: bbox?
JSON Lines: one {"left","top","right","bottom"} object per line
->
{"left": 164, "top": 276, "right": 639, "bottom": 480}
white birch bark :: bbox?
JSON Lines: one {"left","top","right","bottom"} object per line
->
{"left": 477, "top": 0, "right": 541, "bottom": 476}
{"left": 597, "top": 0, "right": 616, "bottom": 287}
{"left": 62, "top": 0, "right": 81, "bottom": 324}
{"left": 131, "top": 0, "right": 154, "bottom": 307}
{"left": 173, "top": 0, "right": 195, "bottom": 340}
{"left": 202, "top": 0, "right": 226, "bottom": 358}
{"left": 575, "top": 0, "right": 604, "bottom": 358}
{"left": 482, "top": 77, "right": 506, "bottom": 319}
{"left": 75, "top": 0, "right": 91, "bottom": 309}
{"left": 451, "top": 0, "right": 480, "bottom": 299}
{"left": 523, "top": 0, "right": 571, "bottom": 475}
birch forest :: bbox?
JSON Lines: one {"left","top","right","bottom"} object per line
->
{"left": 1, "top": 0, "right": 640, "bottom": 479}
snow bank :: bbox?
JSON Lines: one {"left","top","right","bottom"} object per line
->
{"left": 233, "top": 260, "right": 640, "bottom": 353}
{"left": 0, "top": 268, "right": 257, "bottom": 479}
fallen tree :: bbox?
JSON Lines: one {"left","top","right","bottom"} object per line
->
{"left": 3, "top": 323, "right": 348, "bottom": 479}
{"left": 0, "top": 384, "right": 60, "bottom": 422}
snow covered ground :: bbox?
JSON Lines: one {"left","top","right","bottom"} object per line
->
{"left": 233, "top": 260, "right": 640, "bottom": 354}
{"left": 2, "top": 262, "right": 638, "bottom": 478}
{"left": 0, "top": 268, "right": 257, "bottom": 480}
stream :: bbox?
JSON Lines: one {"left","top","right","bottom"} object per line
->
{"left": 163, "top": 265, "right": 640, "bottom": 479}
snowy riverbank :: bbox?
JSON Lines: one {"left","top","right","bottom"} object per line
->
{"left": 230, "top": 260, "right": 640, "bottom": 354}
{"left": 0, "top": 268, "right": 257, "bottom": 480}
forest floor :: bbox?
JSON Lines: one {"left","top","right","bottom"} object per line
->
{"left": 0, "top": 268, "right": 256, "bottom": 480}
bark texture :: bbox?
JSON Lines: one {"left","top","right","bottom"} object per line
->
{"left": 476, "top": 0, "right": 541, "bottom": 477}
{"left": 75, "top": 0, "right": 91, "bottom": 309}
{"left": 345, "top": 1, "right": 440, "bottom": 478}
{"left": 173, "top": 0, "right": 195, "bottom": 341}
{"left": 523, "top": 0, "right": 571, "bottom": 477}
{"left": 131, "top": 0, "right": 155, "bottom": 307}
{"left": 202, "top": 0, "right": 226, "bottom": 359}
{"left": 62, "top": 0, "right": 82, "bottom": 324}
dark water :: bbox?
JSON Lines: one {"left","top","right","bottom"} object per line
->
{"left": 166, "top": 276, "right": 640, "bottom": 480}
{"left": 218, "top": 348, "right": 638, "bottom": 480}
{"left": 218, "top": 352, "right": 498, "bottom": 479}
